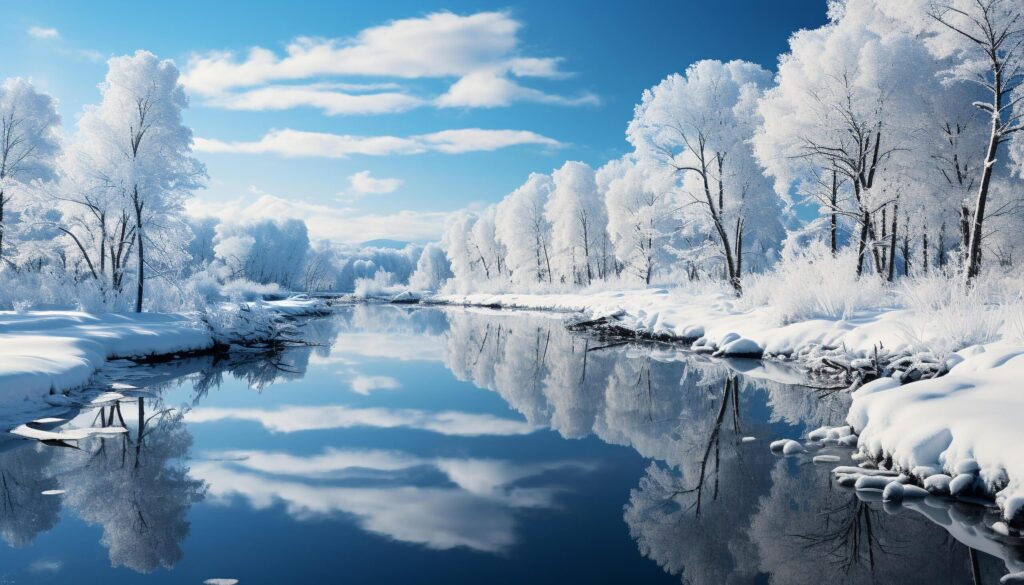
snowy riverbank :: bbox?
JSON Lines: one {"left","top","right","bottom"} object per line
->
{"left": 433, "top": 288, "right": 1024, "bottom": 525}
{"left": 0, "top": 297, "right": 328, "bottom": 419}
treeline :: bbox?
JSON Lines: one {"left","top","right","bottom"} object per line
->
{"left": 441, "top": 0, "right": 1024, "bottom": 295}
{"left": 0, "top": 51, "right": 432, "bottom": 310}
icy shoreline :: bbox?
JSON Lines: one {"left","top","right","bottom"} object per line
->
{"left": 432, "top": 288, "right": 1024, "bottom": 525}
{"left": 0, "top": 297, "right": 329, "bottom": 419}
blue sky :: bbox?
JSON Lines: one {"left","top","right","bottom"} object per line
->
{"left": 1, "top": 0, "right": 828, "bottom": 244}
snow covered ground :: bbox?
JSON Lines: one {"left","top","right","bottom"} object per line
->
{"left": 434, "top": 288, "right": 1024, "bottom": 525}
{"left": 0, "top": 296, "right": 328, "bottom": 420}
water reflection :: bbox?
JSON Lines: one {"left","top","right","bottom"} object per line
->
{"left": 0, "top": 304, "right": 1020, "bottom": 583}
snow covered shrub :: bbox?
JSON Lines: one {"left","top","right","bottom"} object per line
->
{"left": 353, "top": 268, "right": 403, "bottom": 299}
{"left": 201, "top": 301, "right": 282, "bottom": 346}
{"left": 219, "top": 279, "right": 283, "bottom": 302}
{"left": 742, "top": 242, "right": 889, "bottom": 324}
{"left": 897, "top": 272, "right": 1022, "bottom": 355}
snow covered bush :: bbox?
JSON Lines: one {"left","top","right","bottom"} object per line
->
{"left": 742, "top": 242, "right": 889, "bottom": 324}
{"left": 353, "top": 268, "right": 404, "bottom": 299}
{"left": 897, "top": 272, "right": 1024, "bottom": 356}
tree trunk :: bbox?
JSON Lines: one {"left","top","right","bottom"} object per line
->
{"left": 965, "top": 112, "right": 1001, "bottom": 283}
{"left": 0, "top": 190, "right": 5, "bottom": 263}
{"left": 134, "top": 194, "right": 144, "bottom": 313}
{"left": 829, "top": 171, "right": 838, "bottom": 255}
{"left": 855, "top": 210, "right": 870, "bottom": 277}
{"left": 923, "top": 230, "right": 929, "bottom": 275}
{"left": 887, "top": 201, "right": 898, "bottom": 282}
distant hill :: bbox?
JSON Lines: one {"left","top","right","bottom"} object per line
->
{"left": 359, "top": 239, "right": 412, "bottom": 250}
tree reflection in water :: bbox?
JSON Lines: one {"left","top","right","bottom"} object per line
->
{"left": 48, "top": 397, "right": 205, "bottom": 572}
{"left": 0, "top": 305, "right": 1020, "bottom": 581}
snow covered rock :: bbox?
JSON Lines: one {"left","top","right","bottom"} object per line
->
{"left": 855, "top": 476, "right": 892, "bottom": 491}
{"left": 882, "top": 482, "right": 904, "bottom": 502}
{"left": 781, "top": 440, "right": 806, "bottom": 455}
{"left": 718, "top": 337, "right": 763, "bottom": 357}
{"left": 924, "top": 474, "right": 953, "bottom": 495}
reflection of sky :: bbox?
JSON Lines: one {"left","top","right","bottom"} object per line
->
{"left": 0, "top": 305, "right": 1014, "bottom": 584}
{"left": 192, "top": 449, "right": 594, "bottom": 552}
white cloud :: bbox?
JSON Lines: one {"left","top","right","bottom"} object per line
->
{"left": 181, "top": 11, "right": 594, "bottom": 112}
{"left": 182, "top": 12, "right": 554, "bottom": 94}
{"left": 27, "top": 26, "right": 60, "bottom": 40}
{"left": 186, "top": 192, "right": 454, "bottom": 243}
{"left": 185, "top": 404, "right": 539, "bottom": 436}
{"left": 194, "top": 128, "right": 562, "bottom": 158}
{"left": 350, "top": 375, "right": 401, "bottom": 395}
{"left": 346, "top": 170, "right": 402, "bottom": 197}
{"left": 212, "top": 83, "right": 425, "bottom": 115}
{"left": 436, "top": 71, "right": 600, "bottom": 108}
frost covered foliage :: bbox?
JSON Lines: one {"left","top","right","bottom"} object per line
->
{"left": 353, "top": 268, "right": 406, "bottom": 299}
{"left": 0, "top": 78, "right": 61, "bottom": 267}
{"left": 408, "top": 243, "right": 452, "bottom": 291}
{"left": 334, "top": 244, "right": 421, "bottom": 292}
{"left": 628, "top": 59, "right": 785, "bottom": 293}
{"left": 743, "top": 242, "right": 888, "bottom": 324}
{"left": 896, "top": 272, "right": 1024, "bottom": 355}
{"left": 212, "top": 218, "right": 309, "bottom": 289}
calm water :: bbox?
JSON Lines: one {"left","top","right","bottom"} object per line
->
{"left": 0, "top": 304, "right": 1020, "bottom": 584}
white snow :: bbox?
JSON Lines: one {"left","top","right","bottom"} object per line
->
{"left": 0, "top": 298, "right": 331, "bottom": 418}
{"left": 0, "top": 310, "right": 211, "bottom": 414}
{"left": 433, "top": 288, "right": 951, "bottom": 357}
{"left": 850, "top": 342, "right": 1024, "bottom": 522}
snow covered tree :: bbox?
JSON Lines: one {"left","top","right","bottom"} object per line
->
{"left": 599, "top": 156, "right": 677, "bottom": 284}
{"left": 0, "top": 78, "right": 61, "bottom": 265}
{"left": 546, "top": 161, "right": 609, "bottom": 285}
{"left": 754, "top": 2, "right": 948, "bottom": 279}
{"left": 441, "top": 212, "right": 484, "bottom": 287}
{"left": 213, "top": 218, "right": 310, "bottom": 289}
{"left": 495, "top": 173, "right": 555, "bottom": 286}
{"left": 916, "top": 0, "right": 1023, "bottom": 282}
{"left": 75, "top": 51, "right": 205, "bottom": 311}
{"left": 409, "top": 242, "right": 452, "bottom": 291}
{"left": 630, "top": 60, "right": 783, "bottom": 294}
{"left": 470, "top": 205, "right": 507, "bottom": 281}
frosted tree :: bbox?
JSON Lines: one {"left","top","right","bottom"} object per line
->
{"left": 408, "top": 242, "right": 453, "bottom": 291}
{"left": 545, "top": 161, "right": 609, "bottom": 285}
{"left": 469, "top": 205, "right": 507, "bottom": 281}
{"left": 916, "top": 0, "right": 1023, "bottom": 281}
{"left": 599, "top": 156, "right": 678, "bottom": 284}
{"left": 213, "top": 218, "right": 310, "bottom": 288}
{"left": 0, "top": 78, "right": 61, "bottom": 265}
{"left": 749, "top": 3, "right": 933, "bottom": 278}
{"left": 301, "top": 239, "right": 339, "bottom": 292}
{"left": 629, "top": 60, "right": 783, "bottom": 294}
{"left": 441, "top": 212, "right": 484, "bottom": 288}
{"left": 76, "top": 51, "right": 205, "bottom": 311}
{"left": 495, "top": 173, "right": 555, "bottom": 286}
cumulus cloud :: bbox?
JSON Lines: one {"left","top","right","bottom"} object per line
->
{"left": 194, "top": 128, "right": 562, "bottom": 158}
{"left": 346, "top": 170, "right": 402, "bottom": 197}
{"left": 181, "top": 11, "right": 594, "bottom": 113}
{"left": 186, "top": 191, "right": 454, "bottom": 244}
{"left": 27, "top": 26, "right": 60, "bottom": 40}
